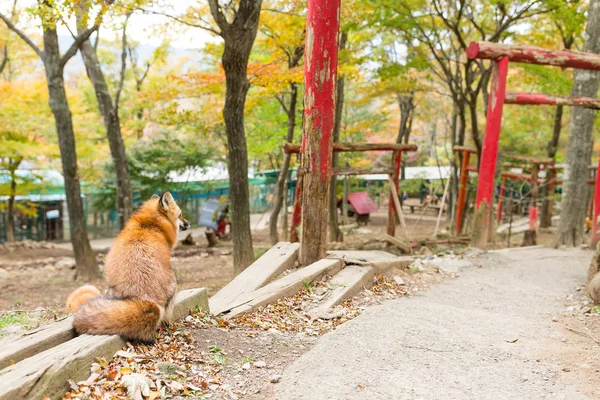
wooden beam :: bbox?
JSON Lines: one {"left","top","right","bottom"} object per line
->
{"left": 452, "top": 145, "right": 478, "bottom": 153}
{"left": 467, "top": 41, "right": 600, "bottom": 71}
{"left": 388, "top": 175, "right": 410, "bottom": 242}
{"left": 0, "top": 288, "right": 209, "bottom": 400}
{"left": 505, "top": 92, "right": 600, "bottom": 109}
{"left": 209, "top": 242, "right": 300, "bottom": 316}
{"left": 284, "top": 142, "right": 418, "bottom": 154}
{"left": 333, "top": 167, "right": 395, "bottom": 176}
{"left": 503, "top": 153, "right": 554, "bottom": 165}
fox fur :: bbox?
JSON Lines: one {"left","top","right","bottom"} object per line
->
{"left": 66, "top": 192, "right": 190, "bottom": 344}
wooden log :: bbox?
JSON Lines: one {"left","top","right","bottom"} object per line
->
{"left": 333, "top": 167, "right": 395, "bottom": 176}
{"left": 284, "top": 142, "right": 418, "bottom": 154}
{"left": 222, "top": 259, "right": 343, "bottom": 319}
{"left": 298, "top": 0, "right": 341, "bottom": 266}
{"left": 467, "top": 41, "right": 600, "bottom": 71}
{"left": 385, "top": 234, "right": 411, "bottom": 253}
{"left": 455, "top": 150, "right": 472, "bottom": 236}
{"left": 0, "top": 288, "right": 209, "bottom": 400}
{"left": 505, "top": 92, "right": 600, "bottom": 109}
{"left": 209, "top": 242, "right": 300, "bottom": 315}
{"left": 205, "top": 230, "right": 219, "bottom": 247}
{"left": 387, "top": 151, "right": 402, "bottom": 237}
{"left": 501, "top": 171, "right": 532, "bottom": 182}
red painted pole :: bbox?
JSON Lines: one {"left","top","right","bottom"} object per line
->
{"left": 496, "top": 178, "right": 506, "bottom": 224}
{"left": 593, "top": 154, "right": 600, "bottom": 247}
{"left": 454, "top": 150, "right": 471, "bottom": 236}
{"left": 505, "top": 92, "right": 600, "bottom": 109}
{"left": 298, "top": 0, "right": 341, "bottom": 265}
{"left": 467, "top": 41, "right": 600, "bottom": 71}
{"left": 387, "top": 150, "right": 402, "bottom": 237}
{"left": 472, "top": 56, "right": 509, "bottom": 247}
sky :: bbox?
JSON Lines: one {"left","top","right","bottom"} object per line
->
{"left": 0, "top": 0, "right": 218, "bottom": 50}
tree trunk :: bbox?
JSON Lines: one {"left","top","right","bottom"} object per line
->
{"left": 328, "top": 32, "right": 347, "bottom": 243}
{"left": 540, "top": 105, "right": 564, "bottom": 228}
{"left": 43, "top": 27, "right": 98, "bottom": 280}
{"left": 217, "top": 9, "right": 262, "bottom": 274}
{"left": 77, "top": 24, "right": 133, "bottom": 229}
{"left": 269, "top": 83, "right": 298, "bottom": 244}
{"left": 6, "top": 159, "right": 21, "bottom": 243}
{"left": 555, "top": 0, "right": 600, "bottom": 247}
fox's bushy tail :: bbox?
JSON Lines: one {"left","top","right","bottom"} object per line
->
{"left": 66, "top": 284, "right": 102, "bottom": 313}
{"left": 73, "top": 296, "right": 163, "bottom": 344}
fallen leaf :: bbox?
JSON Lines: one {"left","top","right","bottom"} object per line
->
{"left": 120, "top": 374, "right": 154, "bottom": 400}
{"left": 505, "top": 339, "right": 519, "bottom": 343}
{"left": 169, "top": 381, "right": 184, "bottom": 391}
{"left": 115, "top": 350, "right": 137, "bottom": 359}
{"left": 120, "top": 367, "right": 133, "bottom": 375}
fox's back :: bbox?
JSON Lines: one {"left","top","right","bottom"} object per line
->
{"left": 104, "top": 212, "right": 176, "bottom": 306}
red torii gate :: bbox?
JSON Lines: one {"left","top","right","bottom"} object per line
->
{"left": 466, "top": 41, "right": 600, "bottom": 247}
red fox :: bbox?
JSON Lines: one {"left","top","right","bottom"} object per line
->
{"left": 66, "top": 192, "right": 190, "bottom": 344}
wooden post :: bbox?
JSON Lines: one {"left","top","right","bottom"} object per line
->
{"left": 505, "top": 92, "right": 600, "bottom": 109}
{"left": 388, "top": 175, "right": 409, "bottom": 240}
{"left": 471, "top": 56, "right": 509, "bottom": 248}
{"left": 455, "top": 150, "right": 471, "bottom": 236}
{"left": 290, "top": 173, "right": 303, "bottom": 243}
{"left": 529, "top": 163, "right": 540, "bottom": 232}
{"left": 434, "top": 177, "right": 450, "bottom": 237}
{"left": 342, "top": 175, "right": 349, "bottom": 225}
{"left": 593, "top": 154, "right": 600, "bottom": 247}
{"left": 496, "top": 177, "right": 506, "bottom": 224}
{"left": 546, "top": 167, "right": 556, "bottom": 226}
{"left": 387, "top": 150, "right": 402, "bottom": 237}
{"left": 298, "top": 0, "right": 341, "bottom": 266}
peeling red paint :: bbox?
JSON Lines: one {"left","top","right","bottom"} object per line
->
{"left": 467, "top": 41, "right": 600, "bottom": 70}
{"left": 474, "top": 56, "right": 509, "bottom": 242}
{"left": 303, "top": 0, "right": 341, "bottom": 182}
{"left": 505, "top": 92, "right": 600, "bottom": 109}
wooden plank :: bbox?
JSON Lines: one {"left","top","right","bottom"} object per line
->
{"left": 333, "top": 167, "right": 394, "bottom": 176}
{"left": 453, "top": 145, "right": 478, "bottom": 153}
{"left": 209, "top": 242, "right": 300, "bottom": 315}
{"left": 317, "top": 265, "right": 374, "bottom": 311}
{"left": 327, "top": 250, "right": 415, "bottom": 272}
{"left": 0, "top": 288, "right": 209, "bottom": 400}
{"left": 284, "top": 142, "right": 418, "bottom": 154}
{"left": 0, "top": 317, "right": 75, "bottom": 370}
{"left": 222, "top": 259, "right": 343, "bottom": 319}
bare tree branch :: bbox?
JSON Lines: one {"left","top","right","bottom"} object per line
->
{"left": 207, "top": 0, "right": 229, "bottom": 32}
{"left": 0, "top": 12, "right": 43, "bottom": 59}
{"left": 59, "top": 25, "right": 99, "bottom": 71}
{"left": 138, "top": 7, "right": 221, "bottom": 36}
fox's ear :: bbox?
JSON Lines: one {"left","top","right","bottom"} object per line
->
{"left": 151, "top": 194, "right": 159, "bottom": 199}
{"left": 159, "top": 192, "right": 173, "bottom": 210}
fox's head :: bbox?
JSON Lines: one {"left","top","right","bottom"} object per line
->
{"left": 152, "top": 192, "right": 191, "bottom": 231}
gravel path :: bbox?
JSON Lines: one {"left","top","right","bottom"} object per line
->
{"left": 277, "top": 247, "right": 594, "bottom": 400}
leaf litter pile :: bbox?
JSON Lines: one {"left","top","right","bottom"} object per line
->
{"left": 64, "top": 263, "right": 456, "bottom": 399}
